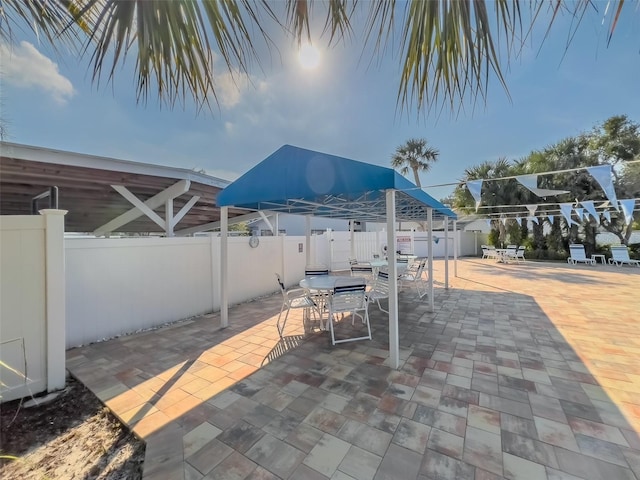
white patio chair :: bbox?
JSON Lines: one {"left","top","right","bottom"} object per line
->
{"left": 608, "top": 245, "right": 640, "bottom": 267}
{"left": 305, "top": 265, "right": 329, "bottom": 276}
{"left": 275, "top": 273, "right": 318, "bottom": 338}
{"left": 350, "top": 262, "right": 374, "bottom": 283}
{"left": 567, "top": 244, "right": 595, "bottom": 265}
{"left": 399, "top": 258, "right": 427, "bottom": 298}
{"left": 481, "top": 245, "right": 498, "bottom": 260}
{"left": 366, "top": 270, "right": 389, "bottom": 313}
{"left": 502, "top": 245, "right": 519, "bottom": 263}
{"left": 327, "top": 277, "right": 372, "bottom": 345}
{"left": 515, "top": 247, "right": 526, "bottom": 263}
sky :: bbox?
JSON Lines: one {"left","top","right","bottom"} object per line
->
{"left": 1, "top": 3, "right": 639, "bottom": 201}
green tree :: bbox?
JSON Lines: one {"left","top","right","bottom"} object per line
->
{"left": 390, "top": 138, "right": 439, "bottom": 188}
{"left": 452, "top": 158, "right": 521, "bottom": 247}
{"left": 0, "top": 1, "right": 634, "bottom": 111}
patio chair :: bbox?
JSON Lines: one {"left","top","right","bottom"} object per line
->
{"left": 502, "top": 245, "right": 519, "bottom": 263}
{"left": 366, "top": 270, "right": 389, "bottom": 313}
{"left": 275, "top": 273, "right": 318, "bottom": 338}
{"left": 609, "top": 245, "right": 640, "bottom": 267}
{"left": 305, "top": 265, "right": 329, "bottom": 276}
{"left": 481, "top": 245, "right": 498, "bottom": 260}
{"left": 399, "top": 258, "right": 427, "bottom": 298}
{"left": 515, "top": 247, "right": 526, "bottom": 263}
{"left": 567, "top": 244, "right": 595, "bottom": 265}
{"left": 350, "top": 262, "right": 374, "bottom": 283}
{"left": 327, "top": 277, "right": 372, "bottom": 345}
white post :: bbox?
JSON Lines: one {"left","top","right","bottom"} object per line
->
{"left": 386, "top": 190, "right": 400, "bottom": 369}
{"left": 40, "top": 209, "right": 67, "bottom": 392}
{"left": 350, "top": 220, "right": 355, "bottom": 260}
{"left": 444, "top": 217, "right": 449, "bottom": 290}
{"left": 426, "top": 208, "right": 434, "bottom": 312}
{"left": 274, "top": 213, "right": 279, "bottom": 236}
{"left": 220, "top": 206, "right": 229, "bottom": 327}
{"left": 165, "top": 198, "right": 174, "bottom": 237}
{"left": 454, "top": 220, "right": 458, "bottom": 277}
{"left": 305, "top": 215, "right": 311, "bottom": 266}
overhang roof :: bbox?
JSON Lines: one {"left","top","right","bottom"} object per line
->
{"left": 217, "top": 145, "right": 456, "bottom": 222}
{"left": 0, "top": 142, "right": 246, "bottom": 234}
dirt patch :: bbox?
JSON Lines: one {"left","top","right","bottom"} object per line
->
{"left": 0, "top": 376, "right": 145, "bottom": 479}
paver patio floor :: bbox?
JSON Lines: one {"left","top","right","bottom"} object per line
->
{"left": 66, "top": 259, "right": 640, "bottom": 480}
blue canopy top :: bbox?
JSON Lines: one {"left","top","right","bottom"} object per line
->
{"left": 217, "top": 145, "right": 456, "bottom": 222}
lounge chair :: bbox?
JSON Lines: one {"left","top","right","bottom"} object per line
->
{"left": 608, "top": 245, "right": 640, "bottom": 267}
{"left": 567, "top": 244, "right": 595, "bottom": 265}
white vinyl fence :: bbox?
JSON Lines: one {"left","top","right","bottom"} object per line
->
{"left": 1, "top": 211, "right": 66, "bottom": 402}
{"left": 65, "top": 229, "right": 477, "bottom": 348}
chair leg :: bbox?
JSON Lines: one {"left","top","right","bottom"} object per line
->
{"left": 278, "top": 308, "right": 291, "bottom": 338}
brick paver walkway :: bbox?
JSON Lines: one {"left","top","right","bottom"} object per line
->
{"left": 67, "top": 259, "right": 640, "bottom": 479}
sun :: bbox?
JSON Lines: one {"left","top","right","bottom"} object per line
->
{"left": 298, "top": 43, "right": 321, "bottom": 70}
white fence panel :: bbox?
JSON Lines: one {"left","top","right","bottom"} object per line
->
{"left": 1, "top": 217, "right": 47, "bottom": 402}
{"left": 66, "top": 237, "right": 214, "bottom": 347}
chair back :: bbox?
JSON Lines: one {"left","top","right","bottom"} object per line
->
{"left": 611, "top": 245, "right": 631, "bottom": 262}
{"left": 331, "top": 278, "right": 367, "bottom": 312}
{"left": 569, "top": 244, "right": 588, "bottom": 261}
{"left": 350, "top": 263, "right": 373, "bottom": 276}
{"left": 372, "top": 270, "right": 390, "bottom": 296}
{"left": 305, "top": 265, "right": 329, "bottom": 276}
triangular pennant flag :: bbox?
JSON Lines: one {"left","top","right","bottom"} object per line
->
{"left": 560, "top": 203, "right": 578, "bottom": 226}
{"left": 574, "top": 207, "right": 584, "bottom": 221}
{"left": 528, "top": 216, "right": 539, "bottom": 225}
{"left": 516, "top": 174, "right": 570, "bottom": 197}
{"left": 581, "top": 201, "right": 599, "bottom": 225}
{"left": 602, "top": 210, "right": 611, "bottom": 223}
{"left": 485, "top": 218, "right": 492, "bottom": 229}
{"left": 526, "top": 204, "right": 538, "bottom": 216}
{"left": 547, "top": 215, "right": 554, "bottom": 224}
{"left": 501, "top": 218, "right": 508, "bottom": 226}
{"left": 619, "top": 199, "right": 636, "bottom": 225}
{"left": 587, "top": 165, "right": 618, "bottom": 210}
{"left": 466, "top": 180, "right": 483, "bottom": 211}
{"left": 515, "top": 217, "right": 523, "bottom": 227}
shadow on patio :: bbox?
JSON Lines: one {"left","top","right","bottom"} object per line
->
{"left": 66, "top": 259, "right": 640, "bottom": 480}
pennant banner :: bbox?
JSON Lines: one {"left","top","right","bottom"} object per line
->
{"left": 602, "top": 210, "right": 611, "bottom": 223}
{"left": 526, "top": 204, "right": 538, "bottom": 216}
{"left": 560, "top": 203, "right": 578, "bottom": 226}
{"left": 485, "top": 218, "right": 492, "bottom": 229}
{"left": 516, "top": 174, "right": 570, "bottom": 197}
{"left": 528, "top": 216, "right": 539, "bottom": 225}
{"left": 515, "top": 217, "right": 523, "bottom": 227}
{"left": 619, "top": 199, "right": 636, "bottom": 225}
{"left": 574, "top": 207, "right": 584, "bottom": 221}
{"left": 466, "top": 180, "right": 483, "bottom": 211}
{"left": 587, "top": 165, "right": 618, "bottom": 210}
{"left": 581, "top": 201, "right": 599, "bottom": 224}
{"left": 547, "top": 215, "right": 554, "bottom": 224}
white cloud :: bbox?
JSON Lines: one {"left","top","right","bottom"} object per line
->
{"left": 0, "top": 41, "right": 75, "bottom": 104}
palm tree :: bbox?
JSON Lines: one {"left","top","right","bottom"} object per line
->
{"left": 0, "top": 1, "right": 633, "bottom": 112}
{"left": 391, "top": 138, "right": 439, "bottom": 187}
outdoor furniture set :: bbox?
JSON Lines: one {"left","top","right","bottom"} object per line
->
{"left": 567, "top": 244, "right": 638, "bottom": 267}
{"left": 276, "top": 257, "right": 428, "bottom": 345}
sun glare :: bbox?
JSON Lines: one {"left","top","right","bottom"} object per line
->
{"left": 298, "top": 43, "right": 321, "bottom": 70}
